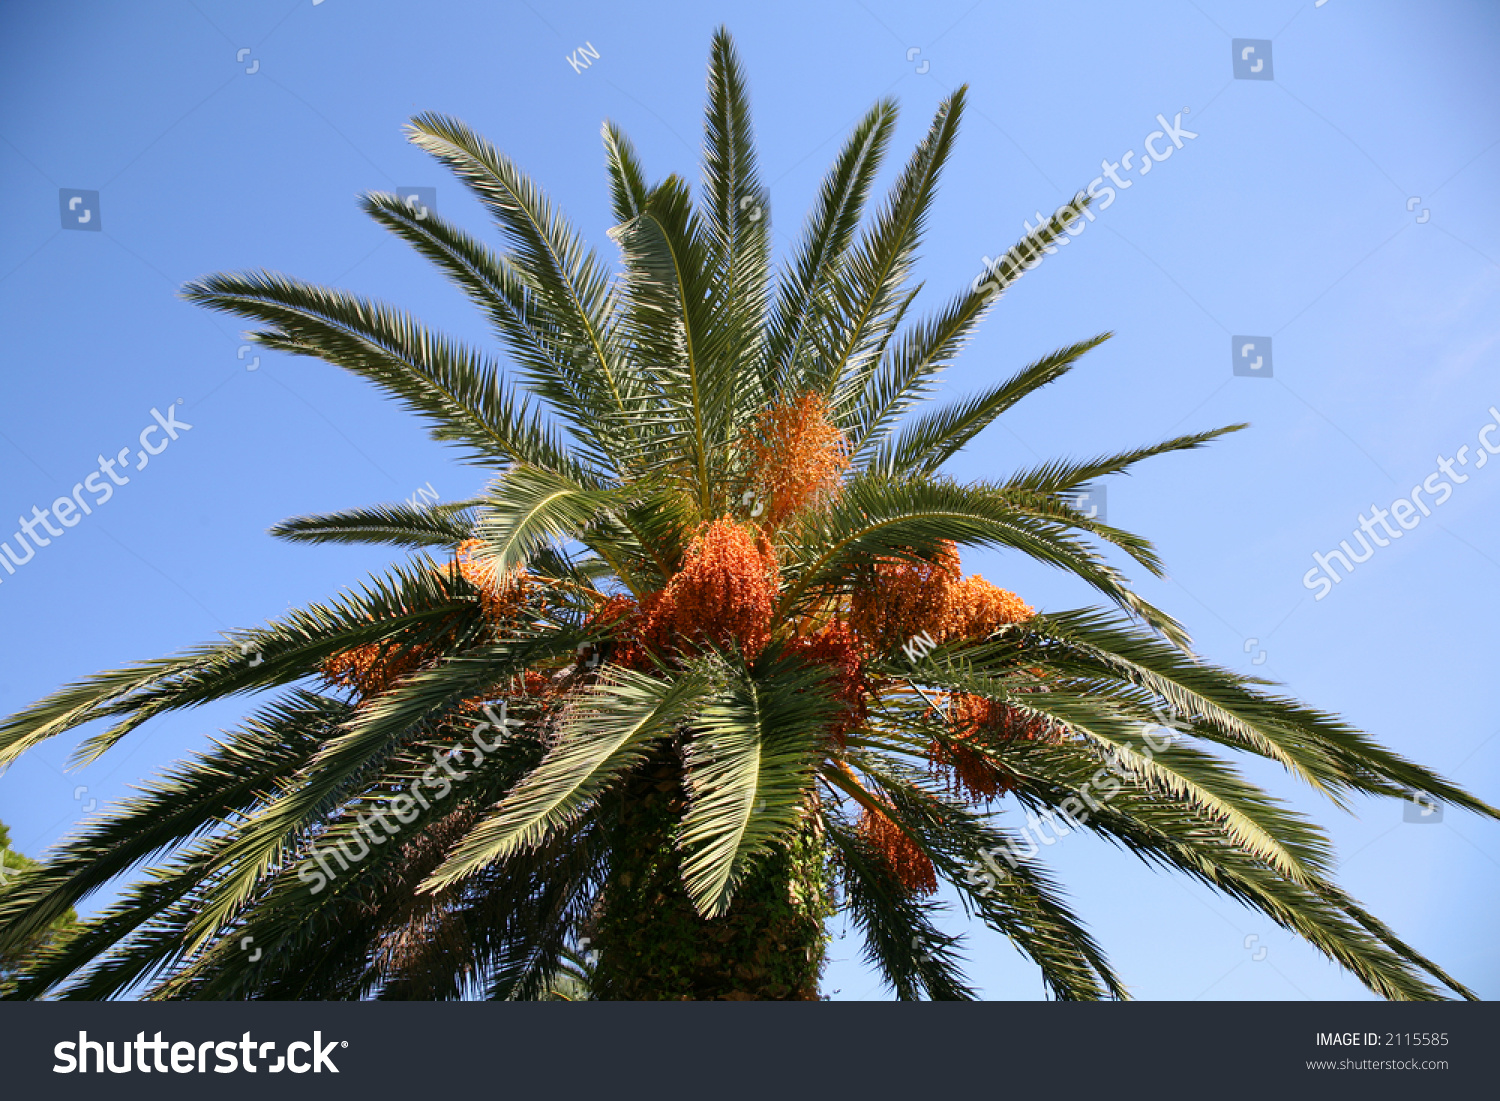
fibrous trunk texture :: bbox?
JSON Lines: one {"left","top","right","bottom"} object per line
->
{"left": 591, "top": 753, "right": 828, "bottom": 1000}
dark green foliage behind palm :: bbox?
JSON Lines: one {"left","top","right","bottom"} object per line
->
{"left": 0, "top": 821, "right": 77, "bottom": 995}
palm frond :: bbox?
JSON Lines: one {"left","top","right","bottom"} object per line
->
{"left": 840, "top": 202, "right": 1082, "bottom": 454}
{"left": 803, "top": 88, "right": 966, "bottom": 397}
{"left": 864, "top": 334, "right": 1112, "bottom": 475}
{"left": 406, "top": 112, "right": 629, "bottom": 427}
{"left": 780, "top": 475, "right": 1190, "bottom": 646}
{"left": 1001, "top": 423, "right": 1249, "bottom": 493}
{"left": 269, "top": 499, "right": 480, "bottom": 548}
{"left": 602, "top": 121, "right": 652, "bottom": 225}
{"left": 766, "top": 98, "right": 898, "bottom": 389}
{"left": 677, "top": 659, "right": 833, "bottom": 916}
{"left": 359, "top": 192, "right": 631, "bottom": 474}
{"left": 421, "top": 667, "right": 716, "bottom": 892}
{"left": 185, "top": 270, "right": 589, "bottom": 476}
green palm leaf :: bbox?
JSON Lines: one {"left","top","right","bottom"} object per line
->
{"left": 422, "top": 668, "right": 715, "bottom": 892}
{"left": 677, "top": 660, "right": 834, "bottom": 917}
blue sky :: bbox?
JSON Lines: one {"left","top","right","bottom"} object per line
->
{"left": 1, "top": 0, "right": 1497, "bottom": 1000}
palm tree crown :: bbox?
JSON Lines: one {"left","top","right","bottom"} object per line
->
{"left": 0, "top": 29, "right": 1493, "bottom": 1001}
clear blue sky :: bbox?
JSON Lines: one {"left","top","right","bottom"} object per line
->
{"left": 2, "top": 0, "right": 1496, "bottom": 1000}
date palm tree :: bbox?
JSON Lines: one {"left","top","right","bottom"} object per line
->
{"left": 0, "top": 29, "right": 1493, "bottom": 1001}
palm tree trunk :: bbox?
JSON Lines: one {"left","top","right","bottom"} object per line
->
{"left": 591, "top": 753, "right": 829, "bottom": 1000}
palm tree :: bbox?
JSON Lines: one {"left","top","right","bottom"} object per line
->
{"left": 0, "top": 29, "right": 1493, "bottom": 1001}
